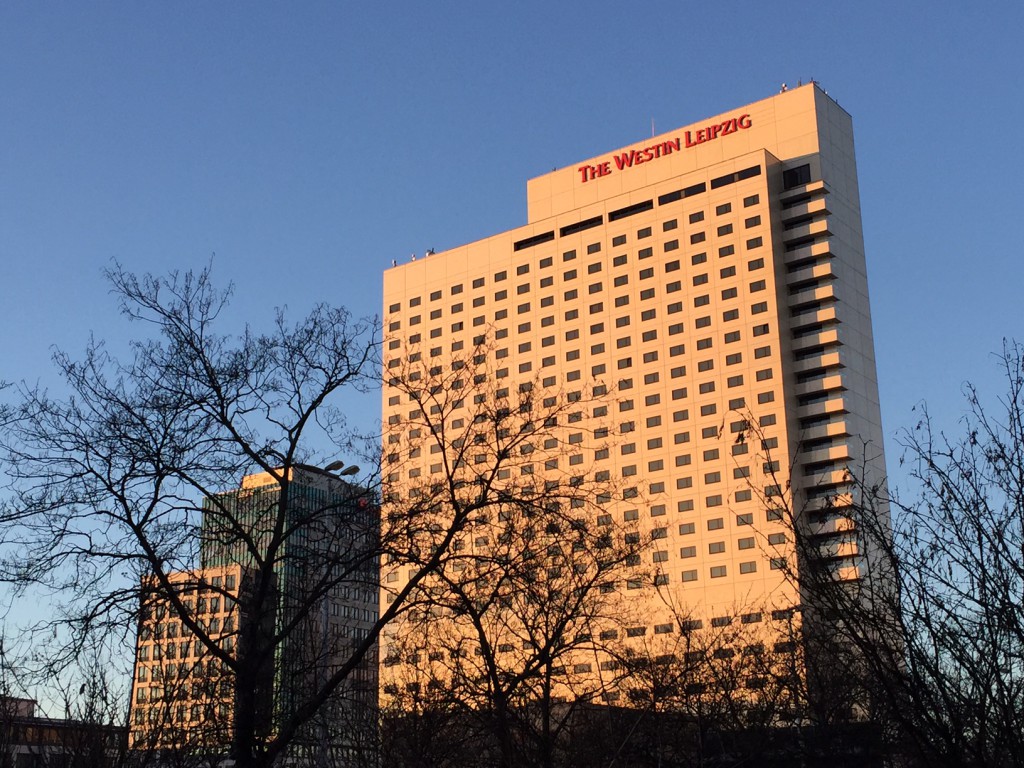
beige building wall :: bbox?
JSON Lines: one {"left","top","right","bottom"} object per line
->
{"left": 128, "top": 566, "right": 245, "bottom": 750}
{"left": 381, "top": 83, "right": 886, "bottom": 687}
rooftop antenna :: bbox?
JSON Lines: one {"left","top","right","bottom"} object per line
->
{"left": 651, "top": 117, "right": 655, "bottom": 138}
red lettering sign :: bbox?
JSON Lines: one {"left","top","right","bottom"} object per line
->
{"left": 684, "top": 114, "right": 752, "bottom": 148}
{"left": 577, "top": 114, "right": 752, "bottom": 183}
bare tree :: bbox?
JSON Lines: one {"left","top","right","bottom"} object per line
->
{"left": 378, "top": 662, "right": 476, "bottom": 768}
{"left": 389, "top": 489, "right": 645, "bottom": 768}
{"left": 609, "top": 597, "right": 816, "bottom": 767}
{"left": 0, "top": 264, "right": 428, "bottom": 767}
{"left": 770, "top": 341, "right": 1024, "bottom": 768}
{"left": 377, "top": 344, "right": 646, "bottom": 768}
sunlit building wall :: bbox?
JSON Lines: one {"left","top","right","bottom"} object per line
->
{"left": 381, "top": 83, "right": 886, "bottom": 695}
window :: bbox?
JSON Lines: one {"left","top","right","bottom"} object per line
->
{"left": 710, "top": 565, "right": 727, "bottom": 578}
{"left": 783, "top": 163, "right": 812, "bottom": 189}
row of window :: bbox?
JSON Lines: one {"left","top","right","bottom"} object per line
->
{"left": 392, "top": 227, "right": 763, "bottom": 316}
{"left": 387, "top": 333, "right": 775, "bottom": 398}
{"left": 388, "top": 188, "right": 763, "bottom": 309}
{"left": 510, "top": 166, "right": 763, "bottom": 253}
{"left": 388, "top": 243, "right": 767, "bottom": 333}
{"left": 389, "top": 191, "right": 765, "bottom": 315}
{"left": 672, "top": 558, "right": 786, "bottom": 581}
{"left": 136, "top": 656, "right": 229, "bottom": 684}
{"left": 388, "top": 269, "right": 770, "bottom": 336}
{"left": 388, "top": 270, "right": 769, "bottom": 340}
{"left": 388, "top": 317, "right": 773, "bottom": 384}
{"left": 131, "top": 700, "right": 230, "bottom": 726}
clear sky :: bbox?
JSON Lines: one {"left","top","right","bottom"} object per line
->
{"left": 3, "top": 0, "right": 1024, "bottom": 482}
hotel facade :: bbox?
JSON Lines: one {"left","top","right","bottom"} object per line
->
{"left": 381, "top": 84, "right": 886, "bottom": 692}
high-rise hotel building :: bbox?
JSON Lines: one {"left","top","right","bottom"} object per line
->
{"left": 381, "top": 84, "right": 885, "bottom": 666}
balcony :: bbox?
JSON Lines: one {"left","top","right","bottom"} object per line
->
{"left": 781, "top": 196, "right": 830, "bottom": 225}
{"left": 791, "top": 304, "right": 838, "bottom": 331}
{"left": 799, "top": 443, "right": 852, "bottom": 467}
{"left": 788, "top": 281, "right": 836, "bottom": 308}
{"left": 798, "top": 418, "right": 849, "bottom": 443}
{"left": 792, "top": 327, "right": 840, "bottom": 354}
{"left": 827, "top": 562, "right": 862, "bottom": 582}
{"left": 816, "top": 537, "right": 859, "bottom": 560}
{"left": 801, "top": 466, "right": 849, "bottom": 487}
{"left": 782, "top": 218, "right": 831, "bottom": 248}
{"left": 779, "top": 179, "right": 829, "bottom": 208}
{"left": 792, "top": 350, "right": 842, "bottom": 375}
{"left": 807, "top": 514, "right": 857, "bottom": 536}
{"left": 784, "top": 239, "right": 832, "bottom": 267}
{"left": 786, "top": 260, "right": 835, "bottom": 288}
{"left": 798, "top": 397, "right": 848, "bottom": 422}
{"left": 795, "top": 372, "right": 844, "bottom": 399}
{"left": 803, "top": 491, "right": 854, "bottom": 514}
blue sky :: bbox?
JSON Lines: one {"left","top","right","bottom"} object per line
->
{"left": 3, "top": 0, "right": 1023, "bottom": 481}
